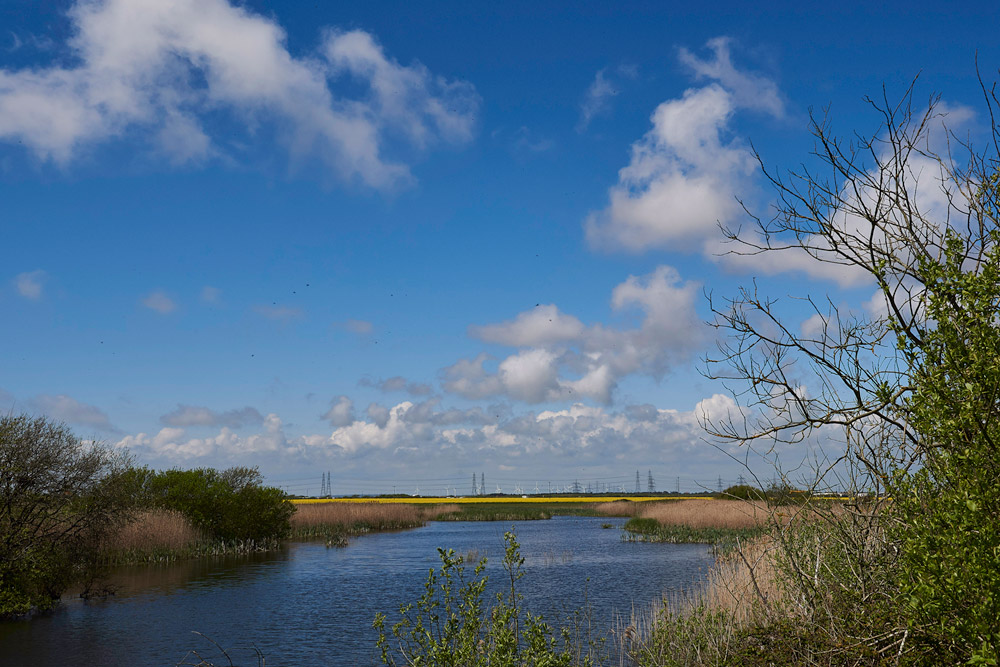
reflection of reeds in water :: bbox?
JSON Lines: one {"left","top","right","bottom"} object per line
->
{"left": 540, "top": 549, "right": 574, "bottom": 566}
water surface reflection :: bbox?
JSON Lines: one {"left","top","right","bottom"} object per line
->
{"left": 0, "top": 517, "right": 713, "bottom": 666}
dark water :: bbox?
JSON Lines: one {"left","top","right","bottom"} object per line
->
{"left": 0, "top": 517, "right": 713, "bottom": 666}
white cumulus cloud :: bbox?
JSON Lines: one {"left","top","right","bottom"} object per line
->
{"left": 444, "top": 265, "right": 705, "bottom": 405}
{"left": 678, "top": 37, "right": 783, "bottom": 117}
{"left": 584, "top": 37, "right": 782, "bottom": 254}
{"left": 0, "top": 0, "right": 479, "bottom": 189}
{"left": 323, "top": 395, "right": 355, "bottom": 427}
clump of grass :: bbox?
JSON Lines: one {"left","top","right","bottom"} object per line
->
{"left": 622, "top": 519, "right": 762, "bottom": 547}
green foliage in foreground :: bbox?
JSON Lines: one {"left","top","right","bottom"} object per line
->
{"left": 0, "top": 414, "right": 137, "bottom": 618}
{"left": 890, "top": 228, "right": 1000, "bottom": 664}
{"left": 127, "top": 466, "right": 293, "bottom": 542}
{"left": 374, "top": 531, "right": 603, "bottom": 666}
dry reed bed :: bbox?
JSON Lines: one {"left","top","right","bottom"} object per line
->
{"left": 619, "top": 503, "right": 855, "bottom": 662}
{"left": 103, "top": 509, "right": 204, "bottom": 553}
{"left": 591, "top": 500, "right": 641, "bottom": 517}
{"left": 105, "top": 502, "right": 457, "bottom": 560}
{"left": 638, "top": 499, "right": 771, "bottom": 530}
{"left": 291, "top": 501, "right": 459, "bottom": 535}
{"left": 616, "top": 536, "right": 785, "bottom": 664}
{"left": 596, "top": 498, "right": 773, "bottom": 528}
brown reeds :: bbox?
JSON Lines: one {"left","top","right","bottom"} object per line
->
{"left": 422, "top": 503, "right": 460, "bottom": 519}
{"left": 290, "top": 501, "right": 430, "bottom": 536}
{"left": 637, "top": 499, "right": 770, "bottom": 530}
{"left": 104, "top": 509, "right": 204, "bottom": 553}
{"left": 701, "top": 536, "right": 785, "bottom": 623}
{"left": 591, "top": 501, "right": 641, "bottom": 517}
{"left": 616, "top": 534, "right": 791, "bottom": 665}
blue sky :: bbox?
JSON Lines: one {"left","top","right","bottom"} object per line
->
{"left": 2, "top": 0, "right": 999, "bottom": 496}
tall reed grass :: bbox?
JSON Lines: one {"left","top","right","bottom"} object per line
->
{"left": 592, "top": 501, "right": 641, "bottom": 517}
{"left": 616, "top": 535, "right": 788, "bottom": 665}
{"left": 637, "top": 499, "right": 769, "bottom": 530}
{"left": 101, "top": 509, "right": 282, "bottom": 564}
{"left": 289, "top": 501, "right": 458, "bottom": 543}
{"left": 617, "top": 501, "right": 873, "bottom": 665}
{"left": 104, "top": 509, "right": 203, "bottom": 553}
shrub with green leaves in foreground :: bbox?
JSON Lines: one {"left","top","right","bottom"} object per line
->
{"left": 374, "top": 530, "right": 602, "bottom": 666}
{"left": 888, "top": 228, "right": 1000, "bottom": 663}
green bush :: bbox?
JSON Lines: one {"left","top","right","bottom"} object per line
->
{"left": 889, "top": 229, "right": 1000, "bottom": 663}
{"left": 132, "top": 466, "right": 293, "bottom": 542}
{"left": 374, "top": 530, "right": 600, "bottom": 666}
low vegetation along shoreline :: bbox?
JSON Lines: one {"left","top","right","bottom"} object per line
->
{"left": 103, "top": 493, "right": 764, "bottom": 563}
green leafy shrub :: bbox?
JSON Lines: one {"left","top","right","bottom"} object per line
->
{"left": 889, "top": 229, "right": 1000, "bottom": 663}
{"left": 374, "top": 530, "right": 599, "bottom": 666}
{"left": 130, "top": 466, "right": 293, "bottom": 543}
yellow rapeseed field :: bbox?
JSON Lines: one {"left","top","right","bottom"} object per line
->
{"left": 291, "top": 495, "right": 688, "bottom": 505}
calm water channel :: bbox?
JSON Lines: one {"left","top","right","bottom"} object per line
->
{"left": 0, "top": 516, "right": 714, "bottom": 666}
